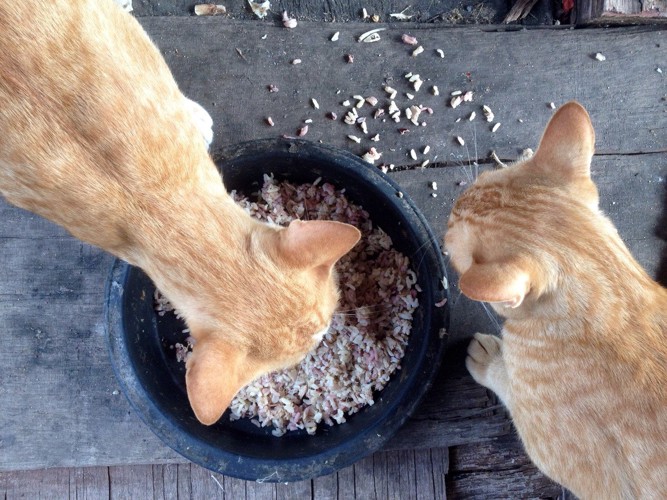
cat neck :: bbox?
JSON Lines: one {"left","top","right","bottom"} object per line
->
{"left": 125, "top": 159, "right": 270, "bottom": 326}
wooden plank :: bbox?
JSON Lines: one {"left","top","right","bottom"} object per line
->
{"left": 189, "top": 464, "right": 226, "bottom": 498}
{"left": 130, "top": 0, "right": 509, "bottom": 24}
{"left": 430, "top": 448, "right": 450, "bottom": 500}
{"left": 352, "top": 455, "right": 376, "bottom": 500}
{"left": 152, "top": 464, "right": 180, "bottom": 500}
{"left": 313, "top": 470, "right": 338, "bottom": 500}
{"left": 275, "top": 478, "right": 312, "bottom": 499}
{"left": 176, "top": 463, "right": 193, "bottom": 499}
{"left": 246, "top": 478, "right": 277, "bottom": 500}
{"left": 0, "top": 466, "right": 110, "bottom": 499}
{"left": 446, "top": 434, "right": 562, "bottom": 498}
{"left": 576, "top": 0, "right": 667, "bottom": 23}
{"left": 69, "top": 467, "right": 112, "bottom": 499}
{"left": 109, "top": 465, "right": 155, "bottom": 498}
{"left": 139, "top": 19, "right": 667, "bottom": 168}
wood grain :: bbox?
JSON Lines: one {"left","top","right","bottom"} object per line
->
{"left": 140, "top": 19, "right": 667, "bottom": 168}
{"left": 577, "top": 0, "right": 667, "bottom": 23}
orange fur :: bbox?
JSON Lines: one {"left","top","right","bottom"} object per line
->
{"left": 0, "top": 0, "right": 360, "bottom": 425}
{"left": 446, "top": 102, "right": 667, "bottom": 498}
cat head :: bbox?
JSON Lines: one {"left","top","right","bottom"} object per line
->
{"left": 183, "top": 218, "right": 361, "bottom": 425}
{"left": 444, "top": 101, "right": 597, "bottom": 313}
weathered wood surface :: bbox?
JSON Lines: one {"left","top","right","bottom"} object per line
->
{"left": 0, "top": 18, "right": 665, "bottom": 497}
{"left": 131, "top": 0, "right": 511, "bottom": 24}
{"left": 576, "top": 0, "right": 667, "bottom": 23}
{"left": 146, "top": 21, "right": 666, "bottom": 170}
{"left": 2, "top": 444, "right": 564, "bottom": 499}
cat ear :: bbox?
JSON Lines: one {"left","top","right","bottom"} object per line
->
{"left": 278, "top": 220, "right": 361, "bottom": 270}
{"left": 459, "top": 260, "right": 531, "bottom": 308}
{"left": 533, "top": 101, "right": 595, "bottom": 180}
{"left": 185, "top": 338, "right": 246, "bottom": 425}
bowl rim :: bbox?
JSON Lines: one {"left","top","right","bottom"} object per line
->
{"left": 105, "top": 138, "right": 450, "bottom": 482}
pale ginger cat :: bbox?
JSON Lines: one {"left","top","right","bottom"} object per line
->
{"left": 0, "top": 0, "right": 360, "bottom": 425}
{"left": 445, "top": 102, "right": 667, "bottom": 499}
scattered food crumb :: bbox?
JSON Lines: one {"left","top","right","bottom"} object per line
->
{"left": 358, "top": 28, "right": 386, "bottom": 43}
{"left": 292, "top": 59, "right": 302, "bottom": 65}
{"left": 297, "top": 125, "right": 309, "bottom": 137}
{"left": 412, "top": 46, "right": 424, "bottom": 57}
{"left": 549, "top": 102, "right": 556, "bottom": 109}
{"left": 345, "top": 54, "right": 354, "bottom": 63}
{"left": 362, "top": 147, "right": 382, "bottom": 164}
{"left": 436, "top": 49, "right": 445, "bottom": 58}
{"left": 435, "top": 298, "right": 448, "bottom": 308}
{"left": 409, "top": 149, "right": 418, "bottom": 160}
{"left": 282, "top": 11, "right": 297, "bottom": 28}
{"left": 348, "top": 134, "right": 362, "bottom": 143}
{"left": 248, "top": 0, "right": 270, "bottom": 18}
{"left": 194, "top": 4, "right": 227, "bottom": 16}
{"left": 594, "top": 52, "right": 606, "bottom": 61}
{"left": 402, "top": 34, "right": 418, "bottom": 45}
{"left": 469, "top": 111, "right": 476, "bottom": 121}
{"left": 491, "top": 122, "right": 501, "bottom": 133}
{"left": 456, "top": 136, "right": 465, "bottom": 146}
{"left": 482, "top": 105, "right": 494, "bottom": 122}
{"left": 266, "top": 117, "right": 275, "bottom": 126}
{"left": 432, "top": 86, "right": 439, "bottom": 96}
{"left": 311, "top": 98, "right": 320, "bottom": 109}
{"left": 331, "top": 31, "right": 340, "bottom": 42}
{"left": 390, "top": 6, "right": 412, "bottom": 20}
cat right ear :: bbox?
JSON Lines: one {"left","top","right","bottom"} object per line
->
{"left": 278, "top": 220, "right": 361, "bottom": 270}
{"left": 459, "top": 260, "right": 531, "bottom": 308}
{"left": 532, "top": 101, "right": 595, "bottom": 181}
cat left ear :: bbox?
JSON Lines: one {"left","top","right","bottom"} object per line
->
{"left": 532, "top": 101, "right": 595, "bottom": 181}
{"left": 278, "top": 220, "right": 361, "bottom": 270}
{"left": 459, "top": 259, "right": 531, "bottom": 308}
{"left": 185, "top": 337, "right": 246, "bottom": 425}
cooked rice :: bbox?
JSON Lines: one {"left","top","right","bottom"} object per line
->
{"left": 157, "top": 175, "right": 418, "bottom": 436}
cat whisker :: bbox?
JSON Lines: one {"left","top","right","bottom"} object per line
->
{"left": 479, "top": 301, "right": 502, "bottom": 334}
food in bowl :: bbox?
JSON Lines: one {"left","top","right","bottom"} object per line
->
{"left": 155, "top": 174, "right": 419, "bottom": 435}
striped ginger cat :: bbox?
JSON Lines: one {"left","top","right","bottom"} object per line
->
{"left": 0, "top": 0, "right": 360, "bottom": 425}
{"left": 445, "top": 102, "right": 667, "bottom": 499}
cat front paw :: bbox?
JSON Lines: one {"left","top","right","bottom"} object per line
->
{"left": 184, "top": 98, "right": 214, "bottom": 149}
{"left": 466, "top": 333, "right": 506, "bottom": 394}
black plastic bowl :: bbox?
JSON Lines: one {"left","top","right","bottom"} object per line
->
{"left": 105, "top": 139, "right": 449, "bottom": 482}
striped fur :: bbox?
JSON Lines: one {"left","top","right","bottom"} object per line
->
{"left": 445, "top": 102, "right": 667, "bottom": 499}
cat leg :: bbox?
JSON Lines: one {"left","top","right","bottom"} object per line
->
{"left": 466, "top": 333, "right": 511, "bottom": 408}
{"left": 184, "top": 97, "right": 214, "bottom": 148}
